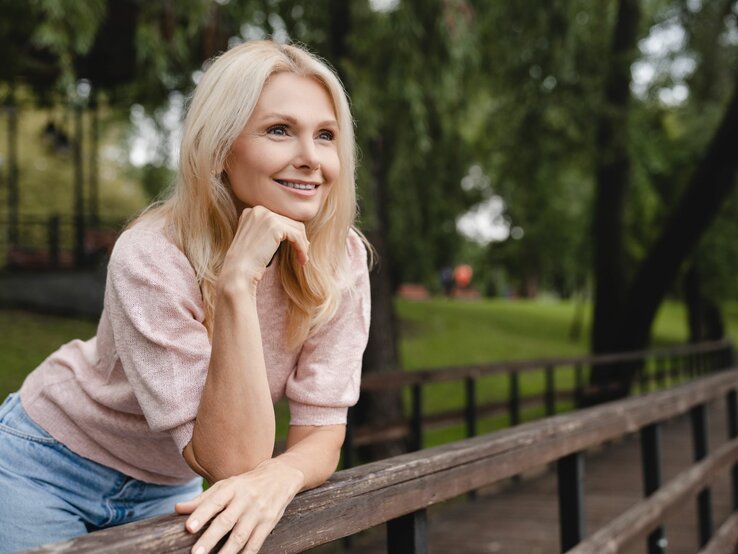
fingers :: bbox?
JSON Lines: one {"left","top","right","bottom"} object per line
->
{"left": 184, "top": 486, "right": 232, "bottom": 537}
{"left": 236, "top": 206, "right": 310, "bottom": 267}
{"left": 191, "top": 504, "right": 248, "bottom": 554}
{"left": 282, "top": 227, "right": 310, "bottom": 266}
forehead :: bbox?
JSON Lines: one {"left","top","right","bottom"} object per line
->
{"left": 253, "top": 72, "right": 336, "bottom": 118}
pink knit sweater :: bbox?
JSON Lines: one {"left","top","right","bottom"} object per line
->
{"left": 19, "top": 224, "right": 371, "bottom": 485}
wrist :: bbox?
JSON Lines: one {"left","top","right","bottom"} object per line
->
{"left": 217, "top": 274, "right": 259, "bottom": 303}
{"left": 258, "top": 457, "right": 306, "bottom": 493}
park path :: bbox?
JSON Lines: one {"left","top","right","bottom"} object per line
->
{"left": 311, "top": 398, "right": 734, "bottom": 553}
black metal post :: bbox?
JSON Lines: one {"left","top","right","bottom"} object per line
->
{"left": 6, "top": 87, "right": 19, "bottom": 249}
{"left": 657, "top": 355, "right": 667, "bottom": 388}
{"left": 690, "top": 403, "right": 713, "bottom": 547}
{"left": 47, "top": 214, "right": 60, "bottom": 268}
{"left": 342, "top": 407, "right": 354, "bottom": 469}
{"left": 641, "top": 423, "right": 666, "bottom": 553}
{"left": 727, "top": 391, "right": 738, "bottom": 512}
{"left": 557, "top": 452, "right": 585, "bottom": 552}
{"left": 465, "top": 376, "right": 478, "bottom": 500}
{"left": 88, "top": 90, "right": 99, "bottom": 226}
{"left": 411, "top": 384, "right": 423, "bottom": 451}
{"left": 656, "top": 356, "right": 672, "bottom": 386}
{"left": 465, "top": 377, "right": 477, "bottom": 438}
{"left": 509, "top": 371, "right": 520, "bottom": 426}
{"left": 73, "top": 103, "right": 85, "bottom": 268}
{"left": 545, "top": 366, "right": 555, "bottom": 416}
{"left": 387, "top": 509, "right": 428, "bottom": 554}
{"left": 638, "top": 362, "right": 648, "bottom": 394}
{"left": 670, "top": 355, "right": 679, "bottom": 382}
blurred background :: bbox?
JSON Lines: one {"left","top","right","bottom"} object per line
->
{"left": 1, "top": 0, "right": 738, "bottom": 417}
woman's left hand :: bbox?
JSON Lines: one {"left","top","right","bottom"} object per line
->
{"left": 175, "top": 458, "right": 305, "bottom": 554}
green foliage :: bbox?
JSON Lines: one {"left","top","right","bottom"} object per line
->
{"left": 3, "top": 0, "right": 738, "bottom": 310}
{"left": 32, "top": 0, "right": 107, "bottom": 98}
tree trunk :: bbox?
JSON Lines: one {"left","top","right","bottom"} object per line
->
{"left": 684, "top": 265, "right": 725, "bottom": 343}
{"left": 325, "top": 0, "right": 406, "bottom": 460}
{"left": 355, "top": 135, "right": 407, "bottom": 461}
{"left": 587, "top": 79, "right": 738, "bottom": 403}
{"left": 616, "top": 82, "right": 738, "bottom": 351}
{"left": 585, "top": 0, "right": 641, "bottom": 406}
{"left": 591, "top": 0, "right": 641, "bottom": 355}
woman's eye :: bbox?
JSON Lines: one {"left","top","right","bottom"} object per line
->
{"left": 318, "top": 129, "right": 335, "bottom": 141}
{"left": 267, "top": 125, "right": 288, "bottom": 136}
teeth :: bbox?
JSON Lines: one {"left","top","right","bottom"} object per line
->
{"left": 277, "top": 180, "right": 317, "bottom": 190}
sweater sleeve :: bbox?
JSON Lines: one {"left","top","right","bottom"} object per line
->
{"left": 285, "top": 231, "right": 371, "bottom": 426}
{"left": 105, "top": 228, "right": 211, "bottom": 452}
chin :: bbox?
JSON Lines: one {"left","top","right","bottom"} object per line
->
{"left": 272, "top": 204, "right": 321, "bottom": 222}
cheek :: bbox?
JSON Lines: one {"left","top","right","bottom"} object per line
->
{"left": 324, "top": 151, "right": 341, "bottom": 182}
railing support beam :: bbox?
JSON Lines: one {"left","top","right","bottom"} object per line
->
{"left": 640, "top": 423, "right": 666, "bottom": 554}
{"left": 691, "top": 403, "right": 713, "bottom": 547}
{"left": 557, "top": 451, "right": 585, "bottom": 552}
{"left": 387, "top": 509, "right": 428, "bottom": 554}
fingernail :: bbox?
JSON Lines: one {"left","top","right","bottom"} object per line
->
{"left": 188, "top": 519, "right": 199, "bottom": 532}
{"left": 195, "top": 547, "right": 205, "bottom": 554}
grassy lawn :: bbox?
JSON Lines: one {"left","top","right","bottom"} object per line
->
{"left": 0, "top": 298, "right": 734, "bottom": 447}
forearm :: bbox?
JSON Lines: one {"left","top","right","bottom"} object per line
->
{"left": 187, "top": 283, "right": 275, "bottom": 481}
{"left": 269, "top": 425, "right": 346, "bottom": 491}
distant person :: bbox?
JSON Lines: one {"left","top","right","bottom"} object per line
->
{"left": 0, "top": 41, "right": 371, "bottom": 554}
{"left": 440, "top": 266, "right": 454, "bottom": 296}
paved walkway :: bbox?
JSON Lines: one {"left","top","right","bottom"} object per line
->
{"left": 312, "top": 398, "right": 735, "bottom": 553}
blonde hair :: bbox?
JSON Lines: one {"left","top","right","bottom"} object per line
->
{"left": 136, "top": 40, "right": 368, "bottom": 349}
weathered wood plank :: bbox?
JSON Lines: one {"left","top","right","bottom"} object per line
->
{"left": 698, "top": 512, "right": 738, "bottom": 554}
{"left": 568, "top": 437, "right": 738, "bottom": 553}
{"left": 23, "top": 368, "right": 738, "bottom": 554}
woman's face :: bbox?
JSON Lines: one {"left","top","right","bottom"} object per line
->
{"left": 225, "top": 72, "right": 340, "bottom": 222}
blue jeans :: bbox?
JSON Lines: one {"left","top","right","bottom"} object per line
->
{"left": 0, "top": 393, "right": 203, "bottom": 553}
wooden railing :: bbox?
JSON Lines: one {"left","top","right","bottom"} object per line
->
{"left": 344, "top": 339, "right": 735, "bottom": 465}
{"left": 25, "top": 361, "right": 738, "bottom": 553}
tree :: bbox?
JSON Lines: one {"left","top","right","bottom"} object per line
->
{"left": 588, "top": 0, "right": 738, "bottom": 402}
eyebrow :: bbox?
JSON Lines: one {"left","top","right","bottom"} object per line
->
{"left": 259, "top": 112, "right": 338, "bottom": 128}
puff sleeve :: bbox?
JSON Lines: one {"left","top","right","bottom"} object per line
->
{"left": 285, "top": 231, "right": 371, "bottom": 426}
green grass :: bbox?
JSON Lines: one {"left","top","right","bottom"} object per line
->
{"left": 0, "top": 299, "right": 734, "bottom": 449}
{"left": 0, "top": 310, "right": 97, "bottom": 396}
{"left": 396, "top": 297, "right": 691, "bottom": 369}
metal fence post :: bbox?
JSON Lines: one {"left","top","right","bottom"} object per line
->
{"left": 641, "top": 423, "right": 666, "bottom": 553}
{"left": 387, "top": 509, "right": 428, "bottom": 554}
{"left": 412, "top": 384, "right": 423, "bottom": 451}
{"left": 557, "top": 451, "right": 585, "bottom": 552}
{"left": 691, "top": 403, "right": 713, "bottom": 547}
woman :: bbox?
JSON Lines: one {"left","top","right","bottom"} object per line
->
{"left": 0, "top": 40, "right": 371, "bottom": 554}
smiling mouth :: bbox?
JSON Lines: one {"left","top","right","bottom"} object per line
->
{"left": 275, "top": 179, "right": 320, "bottom": 191}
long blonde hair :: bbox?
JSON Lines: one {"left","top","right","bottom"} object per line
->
{"left": 137, "top": 40, "right": 367, "bottom": 349}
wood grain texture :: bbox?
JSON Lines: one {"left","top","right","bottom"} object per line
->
{"left": 23, "top": 367, "right": 738, "bottom": 554}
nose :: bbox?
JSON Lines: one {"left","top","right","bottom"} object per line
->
{"left": 293, "top": 136, "right": 321, "bottom": 171}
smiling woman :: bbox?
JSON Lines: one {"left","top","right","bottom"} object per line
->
{"left": 226, "top": 72, "right": 340, "bottom": 222}
{"left": 0, "top": 41, "right": 372, "bottom": 554}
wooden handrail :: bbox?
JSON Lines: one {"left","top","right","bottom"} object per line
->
{"left": 569, "top": 437, "right": 738, "bottom": 553}
{"left": 699, "top": 513, "right": 738, "bottom": 554}
{"left": 360, "top": 338, "right": 733, "bottom": 390}
{"left": 25, "top": 367, "right": 738, "bottom": 553}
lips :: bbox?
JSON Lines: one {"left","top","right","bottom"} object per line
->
{"left": 275, "top": 179, "right": 320, "bottom": 191}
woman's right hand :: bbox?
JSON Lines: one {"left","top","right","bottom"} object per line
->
{"left": 220, "top": 205, "right": 310, "bottom": 291}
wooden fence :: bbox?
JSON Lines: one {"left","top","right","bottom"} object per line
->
{"left": 24, "top": 342, "right": 738, "bottom": 553}
{"left": 24, "top": 364, "right": 738, "bottom": 553}
{"left": 344, "top": 339, "right": 735, "bottom": 466}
